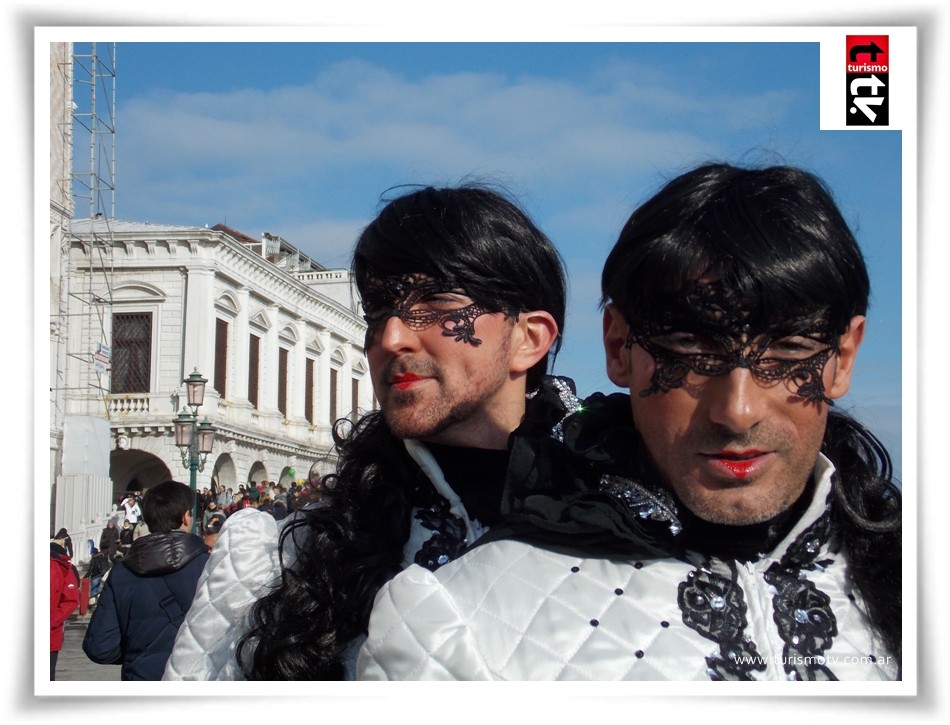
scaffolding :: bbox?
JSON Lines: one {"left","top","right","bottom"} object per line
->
{"left": 71, "top": 42, "right": 116, "bottom": 221}
{"left": 64, "top": 42, "right": 118, "bottom": 418}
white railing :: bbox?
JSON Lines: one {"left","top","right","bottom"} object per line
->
{"left": 107, "top": 394, "right": 150, "bottom": 415}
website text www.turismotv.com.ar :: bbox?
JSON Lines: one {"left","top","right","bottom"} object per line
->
{"left": 733, "top": 654, "right": 893, "bottom": 667}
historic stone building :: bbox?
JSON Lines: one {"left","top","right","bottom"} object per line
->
{"left": 57, "top": 219, "right": 371, "bottom": 556}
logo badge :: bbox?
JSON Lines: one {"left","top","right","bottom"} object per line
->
{"left": 846, "top": 35, "right": 889, "bottom": 126}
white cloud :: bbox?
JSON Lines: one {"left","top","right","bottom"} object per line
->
{"left": 118, "top": 55, "right": 790, "bottom": 231}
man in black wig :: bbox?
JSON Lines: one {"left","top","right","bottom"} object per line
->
{"left": 360, "top": 164, "right": 902, "bottom": 681}
{"left": 164, "top": 185, "right": 571, "bottom": 679}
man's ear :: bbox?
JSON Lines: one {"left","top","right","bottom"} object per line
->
{"left": 509, "top": 310, "right": 559, "bottom": 375}
{"left": 826, "top": 315, "right": 866, "bottom": 400}
{"left": 603, "top": 304, "right": 632, "bottom": 387}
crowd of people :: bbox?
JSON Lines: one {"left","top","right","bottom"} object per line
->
{"left": 195, "top": 481, "right": 327, "bottom": 551}
{"left": 52, "top": 163, "right": 901, "bottom": 683}
{"left": 197, "top": 480, "right": 325, "bottom": 528}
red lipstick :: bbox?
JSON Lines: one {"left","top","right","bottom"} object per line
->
{"left": 392, "top": 373, "right": 424, "bottom": 390}
{"left": 703, "top": 450, "right": 772, "bottom": 480}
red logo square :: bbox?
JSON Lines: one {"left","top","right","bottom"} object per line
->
{"left": 846, "top": 36, "right": 889, "bottom": 70}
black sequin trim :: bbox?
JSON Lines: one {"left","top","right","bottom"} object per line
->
{"left": 763, "top": 511, "right": 840, "bottom": 681}
{"left": 677, "top": 561, "right": 766, "bottom": 681}
{"left": 599, "top": 474, "right": 682, "bottom": 536}
{"left": 413, "top": 497, "right": 471, "bottom": 572}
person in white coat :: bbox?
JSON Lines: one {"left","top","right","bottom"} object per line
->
{"left": 358, "top": 164, "right": 902, "bottom": 682}
{"left": 121, "top": 495, "right": 142, "bottom": 525}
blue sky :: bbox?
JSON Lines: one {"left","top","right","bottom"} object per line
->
{"left": 83, "top": 38, "right": 904, "bottom": 476}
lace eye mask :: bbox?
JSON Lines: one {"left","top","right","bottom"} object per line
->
{"left": 626, "top": 331, "right": 837, "bottom": 404}
{"left": 361, "top": 274, "right": 493, "bottom": 347}
{"left": 622, "top": 282, "right": 839, "bottom": 404}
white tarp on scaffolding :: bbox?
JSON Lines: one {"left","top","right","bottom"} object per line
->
{"left": 57, "top": 416, "right": 114, "bottom": 562}
{"left": 62, "top": 415, "right": 110, "bottom": 476}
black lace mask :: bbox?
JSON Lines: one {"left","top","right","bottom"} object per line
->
{"left": 360, "top": 274, "right": 503, "bottom": 349}
{"left": 622, "top": 281, "right": 840, "bottom": 404}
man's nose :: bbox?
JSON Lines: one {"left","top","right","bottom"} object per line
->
{"left": 374, "top": 314, "right": 423, "bottom": 354}
{"left": 705, "top": 367, "right": 768, "bottom": 435}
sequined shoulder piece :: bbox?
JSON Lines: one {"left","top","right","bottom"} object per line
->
{"left": 599, "top": 474, "right": 682, "bottom": 536}
{"left": 549, "top": 377, "right": 583, "bottom": 443}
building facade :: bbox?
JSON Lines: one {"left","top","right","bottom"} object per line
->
{"left": 57, "top": 218, "right": 371, "bottom": 559}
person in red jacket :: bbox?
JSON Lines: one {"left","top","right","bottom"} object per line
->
{"left": 50, "top": 533, "right": 79, "bottom": 680}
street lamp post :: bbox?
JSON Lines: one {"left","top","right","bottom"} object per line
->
{"left": 173, "top": 369, "right": 216, "bottom": 533}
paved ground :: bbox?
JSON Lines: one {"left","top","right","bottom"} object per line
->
{"left": 53, "top": 614, "right": 121, "bottom": 682}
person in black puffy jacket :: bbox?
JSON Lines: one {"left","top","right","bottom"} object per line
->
{"left": 83, "top": 480, "right": 209, "bottom": 680}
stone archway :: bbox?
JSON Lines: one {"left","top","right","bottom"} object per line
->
{"left": 109, "top": 449, "right": 172, "bottom": 504}
{"left": 248, "top": 461, "right": 268, "bottom": 486}
{"left": 210, "top": 453, "right": 237, "bottom": 494}
{"left": 278, "top": 465, "right": 300, "bottom": 488}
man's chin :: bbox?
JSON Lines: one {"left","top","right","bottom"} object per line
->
{"left": 383, "top": 400, "right": 480, "bottom": 443}
{"left": 383, "top": 411, "right": 449, "bottom": 441}
{"left": 676, "top": 483, "right": 785, "bottom": 526}
{"left": 687, "top": 497, "right": 795, "bottom": 526}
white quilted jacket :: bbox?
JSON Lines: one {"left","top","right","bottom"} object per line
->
{"left": 162, "top": 507, "right": 284, "bottom": 680}
{"left": 358, "top": 456, "right": 899, "bottom": 681}
{"left": 163, "top": 440, "right": 483, "bottom": 680}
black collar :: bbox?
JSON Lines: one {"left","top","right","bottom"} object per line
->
{"left": 425, "top": 442, "right": 510, "bottom": 527}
